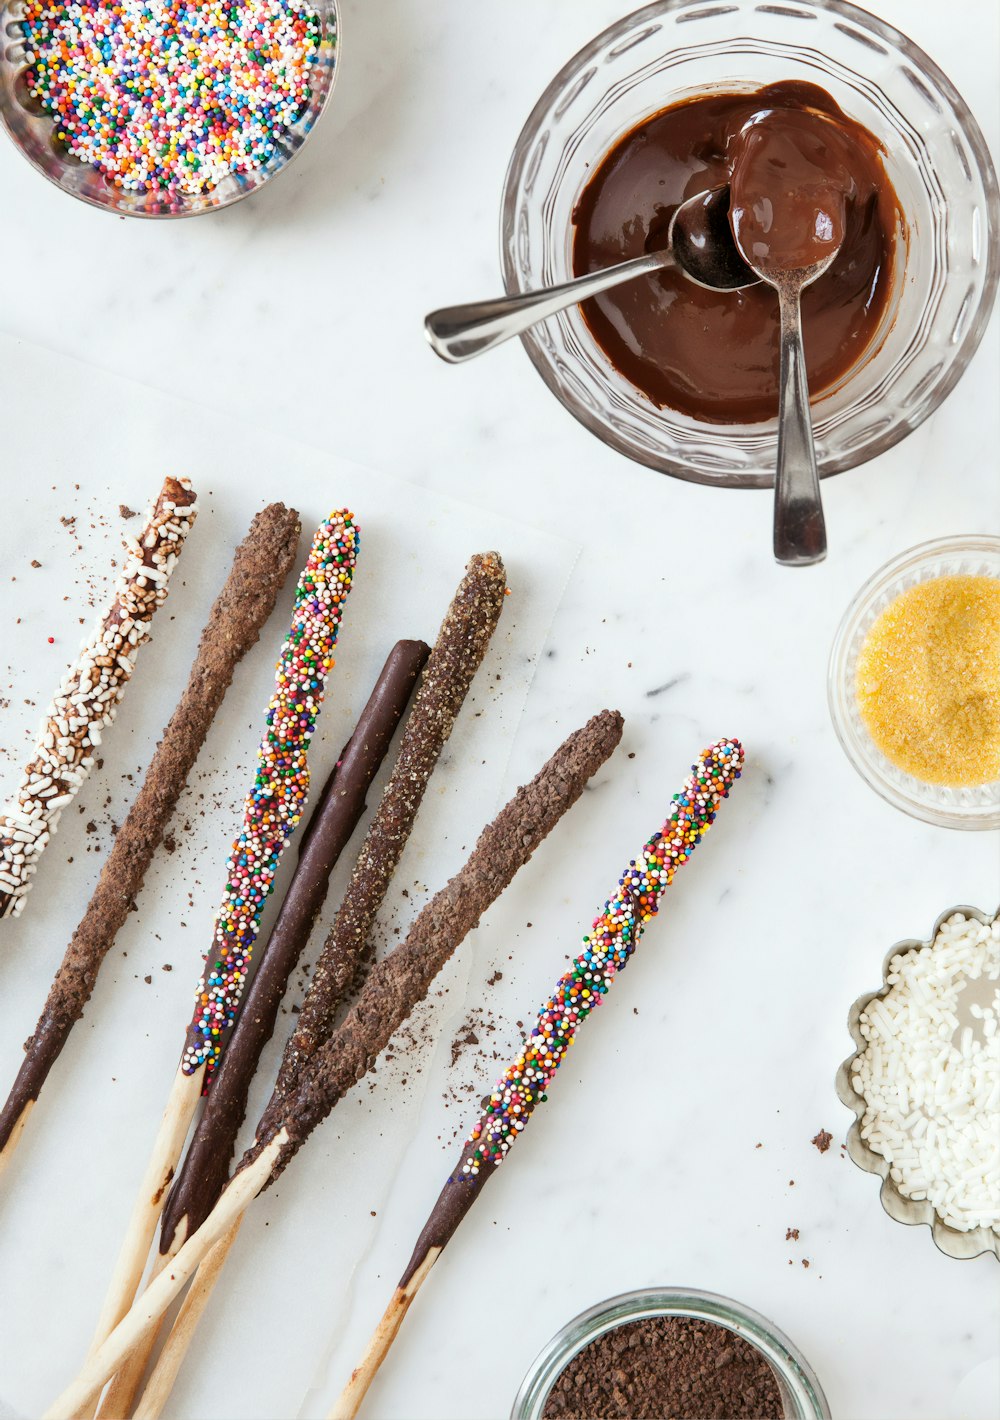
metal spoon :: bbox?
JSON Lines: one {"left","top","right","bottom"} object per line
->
{"left": 737, "top": 250, "right": 839, "bottom": 567}
{"left": 425, "top": 186, "right": 757, "bottom": 364}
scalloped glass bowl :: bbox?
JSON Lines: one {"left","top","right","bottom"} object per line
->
{"left": 0, "top": 0, "right": 339, "bottom": 217}
{"left": 836, "top": 904, "right": 1000, "bottom": 1261}
{"left": 500, "top": 0, "right": 1000, "bottom": 487}
{"left": 511, "top": 1288, "right": 830, "bottom": 1420}
{"left": 828, "top": 535, "right": 1000, "bottom": 830}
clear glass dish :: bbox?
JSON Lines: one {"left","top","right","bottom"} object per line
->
{"left": 511, "top": 1287, "right": 830, "bottom": 1420}
{"left": 828, "top": 534, "right": 1000, "bottom": 830}
{"left": 0, "top": 0, "right": 339, "bottom": 217}
{"left": 499, "top": 0, "right": 999, "bottom": 488}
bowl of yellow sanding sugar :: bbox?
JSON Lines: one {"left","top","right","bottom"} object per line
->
{"left": 829, "top": 535, "right": 1000, "bottom": 829}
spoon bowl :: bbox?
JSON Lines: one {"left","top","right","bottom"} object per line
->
{"left": 667, "top": 187, "right": 757, "bottom": 292}
{"left": 425, "top": 186, "right": 756, "bottom": 363}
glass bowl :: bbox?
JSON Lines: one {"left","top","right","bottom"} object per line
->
{"left": 835, "top": 903, "right": 1000, "bottom": 1262}
{"left": 828, "top": 534, "right": 1000, "bottom": 829}
{"left": 500, "top": 0, "right": 1000, "bottom": 488}
{"left": 511, "top": 1287, "right": 830, "bottom": 1420}
{"left": 0, "top": 0, "right": 339, "bottom": 217}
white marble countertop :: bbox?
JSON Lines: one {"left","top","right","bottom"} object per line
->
{"left": 0, "top": 1, "right": 998, "bottom": 1418}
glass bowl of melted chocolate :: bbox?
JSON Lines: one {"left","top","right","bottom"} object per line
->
{"left": 500, "top": 0, "right": 999, "bottom": 487}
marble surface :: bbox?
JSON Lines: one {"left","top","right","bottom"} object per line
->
{"left": 0, "top": 1, "right": 997, "bottom": 1419}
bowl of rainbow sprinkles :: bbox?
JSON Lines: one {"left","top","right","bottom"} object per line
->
{"left": 0, "top": 0, "right": 338, "bottom": 216}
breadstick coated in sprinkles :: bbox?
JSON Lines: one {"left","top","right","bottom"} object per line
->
{"left": 392, "top": 737, "right": 743, "bottom": 1288}
{"left": 323, "top": 738, "right": 744, "bottom": 1418}
{"left": 181, "top": 510, "right": 358, "bottom": 1078}
{"left": 457, "top": 737, "right": 743, "bottom": 1182}
{"left": 0, "top": 477, "right": 198, "bottom": 921}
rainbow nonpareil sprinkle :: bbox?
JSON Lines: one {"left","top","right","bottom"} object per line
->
{"left": 453, "top": 738, "right": 744, "bottom": 1180}
{"left": 20, "top": 0, "right": 321, "bottom": 196}
{"left": 181, "top": 510, "right": 358, "bottom": 1078}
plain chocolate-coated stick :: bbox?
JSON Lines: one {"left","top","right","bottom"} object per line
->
{"left": 95, "top": 641, "right": 429, "bottom": 1419}
{"left": 160, "top": 639, "right": 429, "bottom": 1254}
{"left": 127, "top": 556, "right": 511, "bottom": 1417}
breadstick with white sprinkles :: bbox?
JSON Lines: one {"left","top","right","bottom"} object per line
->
{"left": 0, "top": 476, "right": 198, "bottom": 920}
{"left": 331, "top": 737, "right": 744, "bottom": 1420}
{"left": 77, "top": 509, "right": 359, "bottom": 1403}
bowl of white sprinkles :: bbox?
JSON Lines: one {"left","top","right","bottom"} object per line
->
{"left": 0, "top": 0, "right": 339, "bottom": 216}
{"left": 837, "top": 906, "right": 1000, "bottom": 1260}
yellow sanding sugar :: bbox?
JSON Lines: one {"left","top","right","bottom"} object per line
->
{"left": 856, "top": 574, "right": 1000, "bottom": 787}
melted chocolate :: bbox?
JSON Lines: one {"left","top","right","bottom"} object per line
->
{"left": 729, "top": 105, "right": 861, "bottom": 273}
{"left": 572, "top": 82, "right": 901, "bottom": 423}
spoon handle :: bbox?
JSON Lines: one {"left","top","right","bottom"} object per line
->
{"left": 773, "top": 282, "right": 828, "bottom": 566}
{"left": 425, "top": 250, "right": 672, "bottom": 363}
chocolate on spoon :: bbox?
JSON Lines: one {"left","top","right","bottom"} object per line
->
{"left": 424, "top": 186, "right": 757, "bottom": 363}
{"left": 729, "top": 105, "right": 859, "bottom": 565}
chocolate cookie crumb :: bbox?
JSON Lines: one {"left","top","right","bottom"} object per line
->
{"left": 812, "top": 1129, "right": 832, "bottom": 1153}
{"left": 541, "top": 1315, "right": 782, "bottom": 1419}
{"left": 786, "top": 1227, "right": 799, "bottom": 1241}
{"left": 119, "top": 504, "right": 137, "bottom": 520}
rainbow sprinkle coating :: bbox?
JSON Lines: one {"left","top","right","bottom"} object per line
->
{"left": 181, "top": 510, "right": 358, "bottom": 1078}
{"left": 20, "top": 0, "right": 321, "bottom": 196}
{"left": 453, "top": 738, "right": 743, "bottom": 1181}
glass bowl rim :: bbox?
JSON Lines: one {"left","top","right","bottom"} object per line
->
{"left": 498, "top": 0, "right": 1000, "bottom": 489}
{"left": 510, "top": 1285, "right": 831, "bottom": 1420}
{"left": 0, "top": 0, "right": 341, "bottom": 220}
{"left": 827, "top": 533, "right": 1000, "bottom": 830}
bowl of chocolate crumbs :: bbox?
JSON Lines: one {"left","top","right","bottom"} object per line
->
{"left": 511, "top": 1287, "right": 830, "bottom": 1420}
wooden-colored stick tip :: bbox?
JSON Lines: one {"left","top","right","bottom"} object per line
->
{"left": 329, "top": 1248, "right": 441, "bottom": 1420}
{"left": 0, "top": 1099, "right": 33, "bottom": 1182}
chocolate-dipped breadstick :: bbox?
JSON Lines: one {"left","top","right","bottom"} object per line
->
{"left": 0, "top": 502, "right": 300, "bottom": 1173}
{"left": 332, "top": 738, "right": 744, "bottom": 1420}
{"left": 257, "top": 552, "right": 509, "bottom": 1132}
{"left": 0, "top": 477, "right": 198, "bottom": 920}
{"left": 129, "top": 558, "right": 508, "bottom": 1416}
{"left": 249, "top": 709, "right": 626, "bottom": 1182}
{"left": 93, "top": 641, "right": 429, "bottom": 1420}
{"left": 160, "top": 639, "right": 429, "bottom": 1253}
{"left": 49, "top": 710, "right": 624, "bottom": 1419}
{"left": 78, "top": 511, "right": 359, "bottom": 1403}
